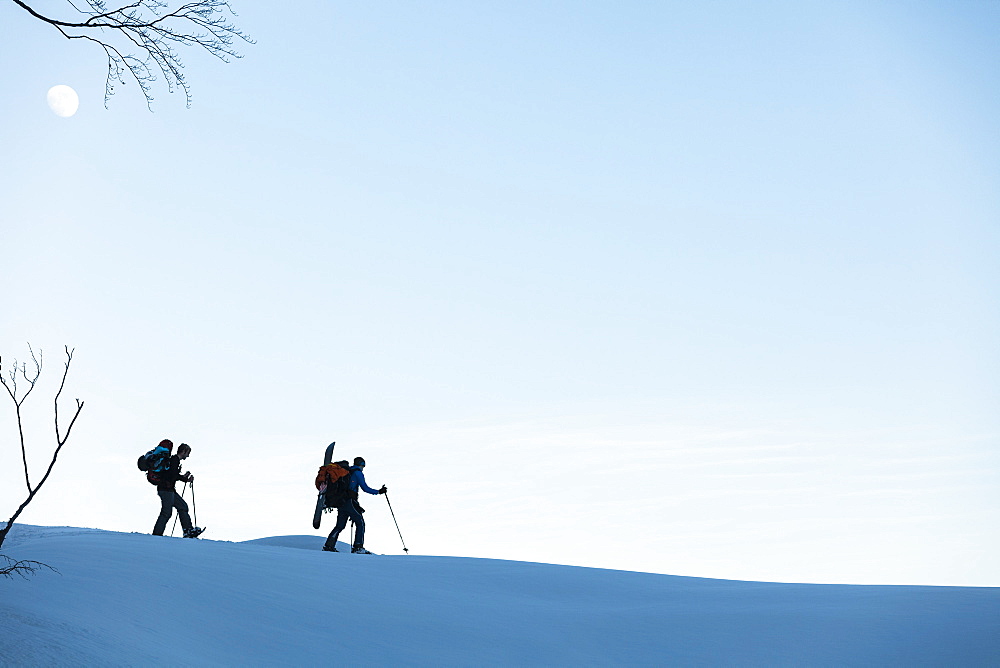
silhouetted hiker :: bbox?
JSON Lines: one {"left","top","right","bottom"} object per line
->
{"left": 151, "top": 441, "right": 203, "bottom": 538}
{"left": 323, "top": 456, "right": 387, "bottom": 554}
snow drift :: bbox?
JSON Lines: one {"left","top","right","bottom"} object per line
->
{"left": 1, "top": 525, "right": 997, "bottom": 666}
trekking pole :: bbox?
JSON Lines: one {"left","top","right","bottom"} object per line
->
{"left": 170, "top": 481, "right": 189, "bottom": 537}
{"left": 384, "top": 493, "right": 409, "bottom": 554}
{"left": 190, "top": 480, "right": 198, "bottom": 528}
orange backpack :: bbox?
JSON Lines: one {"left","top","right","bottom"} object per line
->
{"left": 315, "top": 461, "right": 350, "bottom": 490}
{"left": 316, "top": 460, "right": 353, "bottom": 509}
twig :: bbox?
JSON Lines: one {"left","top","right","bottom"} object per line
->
{"left": 0, "top": 554, "right": 59, "bottom": 579}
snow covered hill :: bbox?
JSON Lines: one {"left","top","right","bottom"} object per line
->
{"left": 1, "top": 525, "right": 998, "bottom": 666}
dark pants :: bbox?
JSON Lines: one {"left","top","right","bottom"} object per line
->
{"left": 325, "top": 499, "right": 365, "bottom": 549}
{"left": 153, "top": 489, "right": 192, "bottom": 536}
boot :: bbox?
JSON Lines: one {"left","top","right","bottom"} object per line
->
{"left": 351, "top": 546, "right": 373, "bottom": 554}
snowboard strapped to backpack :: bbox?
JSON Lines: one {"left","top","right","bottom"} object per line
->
{"left": 137, "top": 443, "right": 173, "bottom": 486}
{"left": 316, "top": 461, "right": 352, "bottom": 509}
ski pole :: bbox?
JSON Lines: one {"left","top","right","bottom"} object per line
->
{"left": 384, "top": 493, "right": 409, "bottom": 554}
{"left": 170, "top": 481, "right": 189, "bottom": 537}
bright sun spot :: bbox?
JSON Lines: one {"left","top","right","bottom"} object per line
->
{"left": 47, "top": 85, "right": 79, "bottom": 118}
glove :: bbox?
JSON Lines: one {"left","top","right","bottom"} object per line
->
{"left": 183, "top": 473, "right": 194, "bottom": 483}
{"left": 378, "top": 485, "right": 387, "bottom": 495}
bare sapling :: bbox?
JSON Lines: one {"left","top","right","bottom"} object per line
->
{"left": 0, "top": 345, "right": 85, "bottom": 551}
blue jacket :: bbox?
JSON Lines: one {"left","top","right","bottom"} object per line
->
{"left": 349, "top": 467, "right": 380, "bottom": 495}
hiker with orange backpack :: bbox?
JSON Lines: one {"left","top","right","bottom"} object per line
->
{"left": 322, "top": 456, "right": 386, "bottom": 554}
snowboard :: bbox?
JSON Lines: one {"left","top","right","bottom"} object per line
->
{"left": 312, "top": 442, "right": 336, "bottom": 530}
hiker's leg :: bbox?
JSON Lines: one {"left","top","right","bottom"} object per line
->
{"left": 347, "top": 502, "right": 365, "bottom": 548}
{"left": 153, "top": 490, "right": 174, "bottom": 535}
{"left": 173, "top": 494, "right": 193, "bottom": 532}
{"left": 325, "top": 504, "right": 349, "bottom": 549}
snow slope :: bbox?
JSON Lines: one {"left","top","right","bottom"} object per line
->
{"left": 1, "top": 525, "right": 998, "bottom": 666}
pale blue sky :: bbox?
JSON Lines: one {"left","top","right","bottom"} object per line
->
{"left": 2, "top": 1, "right": 998, "bottom": 584}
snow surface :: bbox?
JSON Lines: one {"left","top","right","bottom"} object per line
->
{"left": 1, "top": 524, "right": 998, "bottom": 666}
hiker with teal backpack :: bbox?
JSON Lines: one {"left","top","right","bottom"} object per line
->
{"left": 139, "top": 440, "right": 204, "bottom": 538}
{"left": 323, "top": 456, "right": 387, "bottom": 554}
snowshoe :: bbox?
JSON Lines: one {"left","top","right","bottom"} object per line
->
{"left": 351, "top": 546, "right": 373, "bottom": 554}
{"left": 322, "top": 545, "right": 339, "bottom": 552}
{"left": 183, "top": 526, "right": 206, "bottom": 539}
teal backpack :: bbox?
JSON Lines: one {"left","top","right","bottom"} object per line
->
{"left": 137, "top": 445, "right": 172, "bottom": 485}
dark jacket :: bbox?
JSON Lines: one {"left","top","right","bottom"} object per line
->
{"left": 156, "top": 454, "right": 188, "bottom": 492}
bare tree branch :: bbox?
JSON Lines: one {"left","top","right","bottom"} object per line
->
{"left": 0, "top": 345, "right": 85, "bottom": 551}
{"left": 0, "top": 345, "right": 43, "bottom": 491}
{"left": 9, "top": 0, "right": 253, "bottom": 109}
{"left": 0, "top": 554, "right": 59, "bottom": 579}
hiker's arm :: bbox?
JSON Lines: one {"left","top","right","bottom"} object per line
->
{"left": 167, "top": 456, "right": 181, "bottom": 482}
{"left": 356, "top": 471, "right": 380, "bottom": 495}
{"left": 171, "top": 457, "right": 192, "bottom": 483}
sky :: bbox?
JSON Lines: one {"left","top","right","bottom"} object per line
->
{"left": 1, "top": 1, "right": 998, "bottom": 585}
